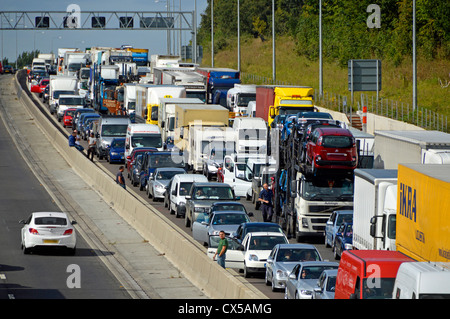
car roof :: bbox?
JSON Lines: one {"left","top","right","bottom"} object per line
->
{"left": 212, "top": 210, "right": 247, "bottom": 215}
{"left": 242, "top": 222, "right": 281, "bottom": 228}
{"left": 155, "top": 167, "right": 186, "bottom": 171}
{"left": 315, "top": 127, "right": 352, "bottom": 136}
{"left": 247, "top": 232, "right": 286, "bottom": 237}
{"left": 211, "top": 201, "right": 244, "bottom": 206}
{"left": 174, "top": 174, "right": 208, "bottom": 182}
{"left": 297, "top": 261, "right": 340, "bottom": 267}
{"left": 275, "top": 243, "right": 318, "bottom": 250}
{"left": 193, "top": 182, "right": 231, "bottom": 187}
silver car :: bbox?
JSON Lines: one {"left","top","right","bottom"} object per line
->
{"left": 147, "top": 167, "right": 186, "bottom": 201}
{"left": 265, "top": 244, "right": 322, "bottom": 292}
{"left": 284, "top": 261, "right": 339, "bottom": 299}
{"left": 312, "top": 269, "right": 338, "bottom": 299}
{"left": 192, "top": 210, "right": 252, "bottom": 246}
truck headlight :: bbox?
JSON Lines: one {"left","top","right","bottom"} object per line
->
{"left": 302, "top": 218, "right": 309, "bottom": 228}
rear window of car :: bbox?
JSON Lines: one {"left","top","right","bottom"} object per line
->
{"left": 322, "top": 135, "right": 353, "bottom": 148}
{"left": 34, "top": 217, "right": 67, "bottom": 226}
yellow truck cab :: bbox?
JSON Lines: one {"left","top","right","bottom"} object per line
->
{"left": 255, "top": 86, "right": 315, "bottom": 127}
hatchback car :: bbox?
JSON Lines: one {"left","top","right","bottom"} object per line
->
{"left": 147, "top": 167, "right": 186, "bottom": 201}
{"left": 284, "top": 261, "right": 339, "bottom": 299}
{"left": 333, "top": 222, "right": 353, "bottom": 260}
{"left": 312, "top": 269, "right": 338, "bottom": 299}
{"left": 241, "top": 232, "right": 289, "bottom": 278}
{"left": 62, "top": 108, "right": 78, "bottom": 128}
{"left": 19, "top": 212, "right": 77, "bottom": 255}
{"left": 192, "top": 210, "right": 251, "bottom": 246}
{"left": 265, "top": 244, "right": 322, "bottom": 292}
{"left": 306, "top": 127, "right": 358, "bottom": 173}
{"left": 107, "top": 138, "right": 126, "bottom": 164}
{"left": 325, "top": 210, "right": 353, "bottom": 248}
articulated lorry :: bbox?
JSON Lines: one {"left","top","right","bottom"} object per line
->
{"left": 226, "top": 84, "right": 256, "bottom": 118}
{"left": 373, "top": 130, "right": 450, "bottom": 169}
{"left": 352, "top": 169, "right": 398, "bottom": 251}
{"left": 396, "top": 163, "right": 450, "bottom": 263}
{"left": 157, "top": 97, "right": 204, "bottom": 143}
{"left": 255, "top": 85, "right": 315, "bottom": 127}
{"left": 196, "top": 67, "right": 241, "bottom": 104}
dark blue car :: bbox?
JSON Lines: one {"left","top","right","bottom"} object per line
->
{"left": 232, "top": 222, "right": 284, "bottom": 244}
{"left": 107, "top": 138, "right": 126, "bottom": 164}
{"left": 333, "top": 222, "right": 353, "bottom": 260}
{"left": 138, "top": 151, "right": 186, "bottom": 191}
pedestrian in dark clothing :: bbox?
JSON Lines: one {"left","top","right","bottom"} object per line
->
{"left": 116, "top": 166, "right": 126, "bottom": 189}
{"left": 68, "top": 130, "right": 84, "bottom": 152}
{"left": 258, "top": 183, "right": 274, "bottom": 222}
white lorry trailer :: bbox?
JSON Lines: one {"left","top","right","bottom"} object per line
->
{"left": 352, "top": 169, "right": 398, "bottom": 251}
{"left": 373, "top": 130, "right": 450, "bottom": 169}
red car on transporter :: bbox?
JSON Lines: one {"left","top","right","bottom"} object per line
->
{"left": 306, "top": 127, "right": 358, "bottom": 173}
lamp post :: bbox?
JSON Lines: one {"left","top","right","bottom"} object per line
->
{"left": 319, "top": 0, "right": 323, "bottom": 98}
{"left": 272, "top": 0, "right": 275, "bottom": 82}
{"left": 412, "top": 0, "right": 417, "bottom": 112}
{"left": 237, "top": 0, "right": 240, "bottom": 72}
{"left": 211, "top": 0, "right": 214, "bottom": 67}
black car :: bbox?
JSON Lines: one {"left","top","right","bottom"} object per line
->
{"left": 232, "top": 222, "right": 284, "bottom": 243}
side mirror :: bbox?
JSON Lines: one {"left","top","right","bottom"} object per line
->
{"left": 19, "top": 220, "right": 26, "bottom": 224}
{"left": 248, "top": 212, "right": 254, "bottom": 217}
{"left": 172, "top": 190, "right": 176, "bottom": 196}
{"left": 71, "top": 220, "right": 77, "bottom": 225}
{"left": 289, "top": 273, "right": 296, "bottom": 280}
{"left": 185, "top": 195, "right": 191, "bottom": 200}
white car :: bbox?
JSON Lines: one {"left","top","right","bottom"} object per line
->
{"left": 241, "top": 232, "right": 289, "bottom": 278}
{"left": 20, "top": 212, "right": 77, "bottom": 255}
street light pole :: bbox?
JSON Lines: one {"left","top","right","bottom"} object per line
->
{"left": 237, "top": 0, "right": 240, "bottom": 72}
{"left": 272, "top": 0, "right": 276, "bottom": 82}
{"left": 211, "top": 0, "right": 214, "bottom": 67}
{"left": 412, "top": 0, "right": 417, "bottom": 112}
{"left": 319, "top": 0, "right": 323, "bottom": 97}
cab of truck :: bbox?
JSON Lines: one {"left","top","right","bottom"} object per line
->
{"left": 335, "top": 250, "right": 414, "bottom": 299}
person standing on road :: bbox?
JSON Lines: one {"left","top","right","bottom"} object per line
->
{"left": 87, "top": 132, "right": 96, "bottom": 161}
{"left": 213, "top": 230, "right": 228, "bottom": 269}
{"left": 258, "top": 183, "right": 274, "bottom": 222}
{"left": 116, "top": 166, "right": 126, "bottom": 189}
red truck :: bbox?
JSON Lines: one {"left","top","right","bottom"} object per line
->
{"left": 335, "top": 250, "right": 414, "bottom": 299}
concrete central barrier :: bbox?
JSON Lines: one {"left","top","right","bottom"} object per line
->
{"left": 13, "top": 71, "right": 266, "bottom": 299}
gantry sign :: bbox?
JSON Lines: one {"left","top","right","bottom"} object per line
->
{"left": 0, "top": 9, "right": 198, "bottom": 60}
{"left": 0, "top": 10, "right": 194, "bottom": 31}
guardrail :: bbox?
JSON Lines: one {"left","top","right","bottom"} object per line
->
{"left": 14, "top": 70, "right": 266, "bottom": 299}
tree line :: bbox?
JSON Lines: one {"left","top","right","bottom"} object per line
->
{"left": 197, "top": 0, "right": 450, "bottom": 66}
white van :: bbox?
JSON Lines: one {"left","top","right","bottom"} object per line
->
{"left": 125, "top": 123, "right": 163, "bottom": 158}
{"left": 168, "top": 174, "right": 208, "bottom": 218}
{"left": 393, "top": 262, "right": 450, "bottom": 299}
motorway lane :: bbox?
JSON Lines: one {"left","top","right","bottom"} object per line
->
{"left": 33, "top": 89, "right": 336, "bottom": 299}
{"left": 0, "top": 77, "right": 131, "bottom": 299}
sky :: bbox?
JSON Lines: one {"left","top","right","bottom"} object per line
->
{"left": 0, "top": 0, "right": 208, "bottom": 62}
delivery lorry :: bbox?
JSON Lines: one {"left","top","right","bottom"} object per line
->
{"left": 335, "top": 250, "right": 414, "bottom": 299}
{"left": 64, "top": 52, "right": 89, "bottom": 77}
{"left": 352, "top": 169, "right": 398, "bottom": 251}
{"left": 157, "top": 97, "right": 204, "bottom": 144}
{"left": 196, "top": 67, "right": 241, "bottom": 104}
{"left": 255, "top": 85, "right": 315, "bottom": 127}
{"left": 373, "top": 130, "right": 450, "bottom": 169}
{"left": 125, "top": 123, "right": 163, "bottom": 159}
{"left": 232, "top": 117, "right": 267, "bottom": 156}
{"left": 396, "top": 163, "right": 450, "bottom": 262}
{"left": 136, "top": 85, "right": 186, "bottom": 125}
{"left": 172, "top": 103, "right": 230, "bottom": 171}
{"left": 124, "top": 83, "right": 137, "bottom": 122}
{"left": 226, "top": 84, "right": 256, "bottom": 118}
{"left": 393, "top": 262, "right": 450, "bottom": 299}
{"left": 48, "top": 75, "right": 78, "bottom": 114}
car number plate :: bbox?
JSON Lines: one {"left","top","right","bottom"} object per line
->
{"left": 43, "top": 239, "right": 59, "bottom": 244}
